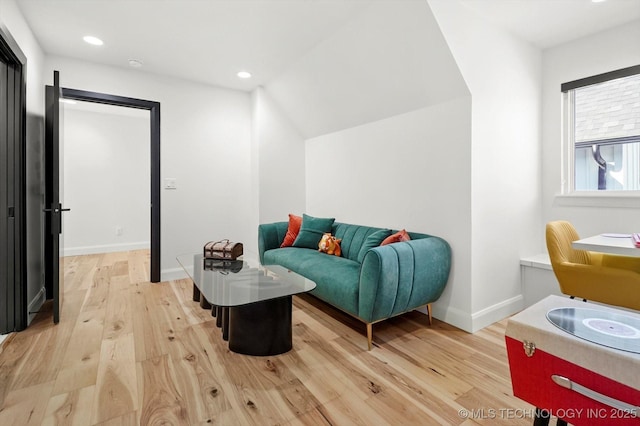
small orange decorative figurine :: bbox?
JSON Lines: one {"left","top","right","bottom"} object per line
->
{"left": 318, "top": 233, "right": 342, "bottom": 257}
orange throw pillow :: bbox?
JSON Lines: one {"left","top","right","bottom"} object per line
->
{"left": 380, "top": 229, "right": 411, "bottom": 246}
{"left": 280, "top": 214, "right": 302, "bottom": 247}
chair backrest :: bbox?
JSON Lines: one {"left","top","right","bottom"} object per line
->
{"left": 546, "top": 221, "right": 592, "bottom": 266}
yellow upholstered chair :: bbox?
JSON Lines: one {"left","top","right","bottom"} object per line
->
{"left": 546, "top": 221, "right": 640, "bottom": 311}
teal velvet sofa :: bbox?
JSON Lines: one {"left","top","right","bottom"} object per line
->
{"left": 258, "top": 221, "right": 452, "bottom": 350}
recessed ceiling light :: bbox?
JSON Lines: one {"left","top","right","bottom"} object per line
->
{"left": 128, "top": 59, "right": 144, "bottom": 68}
{"left": 237, "top": 71, "right": 252, "bottom": 79}
{"left": 83, "top": 35, "right": 104, "bottom": 46}
{"left": 592, "top": 0, "right": 606, "bottom": 3}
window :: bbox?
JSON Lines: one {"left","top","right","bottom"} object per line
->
{"left": 562, "top": 65, "right": 640, "bottom": 192}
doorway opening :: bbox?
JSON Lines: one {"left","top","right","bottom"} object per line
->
{"left": 61, "top": 88, "right": 161, "bottom": 282}
{"left": 63, "top": 101, "right": 150, "bottom": 257}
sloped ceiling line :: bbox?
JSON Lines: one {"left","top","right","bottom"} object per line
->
{"left": 263, "top": 0, "right": 469, "bottom": 139}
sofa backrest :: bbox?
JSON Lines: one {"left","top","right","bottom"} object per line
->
{"left": 332, "top": 222, "right": 431, "bottom": 263}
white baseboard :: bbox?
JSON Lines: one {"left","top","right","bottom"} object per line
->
{"left": 161, "top": 267, "right": 189, "bottom": 283}
{"left": 431, "top": 295, "right": 524, "bottom": 333}
{"left": 63, "top": 241, "right": 150, "bottom": 257}
{"left": 431, "top": 303, "right": 473, "bottom": 332}
{"left": 470, "top": 295, "right": 524, "bottom": 333}
{"left": 27, "top": 286, "right": 47, "bottom": 326}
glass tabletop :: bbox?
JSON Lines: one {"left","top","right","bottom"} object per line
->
{"left": 176, "top": 252, "right": 316, "bottom": 307}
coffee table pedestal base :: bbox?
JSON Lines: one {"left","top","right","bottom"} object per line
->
{"left": 228, "top": 296, "right": 292, "bottom": 356}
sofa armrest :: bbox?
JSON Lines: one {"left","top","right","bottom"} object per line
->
{"left": 258, "top": 222, "right": 289, "bottom": 264}
{"left": 358, "top": 237, "right": 451, "bottom": 323}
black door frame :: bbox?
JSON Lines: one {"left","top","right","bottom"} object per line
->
{"left": 0, "top": 24, "right": 27, "bottom": 332}
{"left": 60, "top": 88, "right": 161, "bottom": 283}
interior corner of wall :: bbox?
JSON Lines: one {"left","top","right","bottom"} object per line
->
{"left": 470, "top": 295, "right": 524, "bottom": 332}
{"left": 259, "top": 86, "right": 307, "bottom": 140}
{"left": 432, "top": 302, "right": 474, "bottom": 333}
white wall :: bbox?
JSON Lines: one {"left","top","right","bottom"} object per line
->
{"left": 1, "top": 0, "right": 47, "bottom": 322}
{"left": 542, "top": 20, "right": 640, "bottom": 239}
{"left": 306, "top": 98, "right": 473, "bottom": 324}
{"left": 255, "top": 0, "right": 547, "bottom": 332}
{"left": 273, "top": 0, "right": 544, "bottom": 332}
{"left": 251, "top": 88, "right": 306, "bottom": 224}
{"left": 43, "top": 56, "right": 253, "bottom": 280}
{"left": 261, "top": 0, "right": 476, "bottom": 329}
{"left": 62, "top": 105, "right": 150, "bottom": 255}
{"left": 427, "top": 0, "right": 542, "bottom": 331}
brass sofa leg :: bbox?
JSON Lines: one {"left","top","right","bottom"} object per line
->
{"left": 427, "top": 303, "right": 432, "bottom": 325}
{"left": 366, "top": 323, "right": 373, "bottom": 351}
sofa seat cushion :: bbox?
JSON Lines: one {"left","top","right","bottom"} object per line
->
{"left": 263, "top": 247, "right": 360, "bottom": 316}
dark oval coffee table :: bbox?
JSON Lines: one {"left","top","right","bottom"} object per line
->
{"left": 176, "top": 252, "right": 316, "bottom": 356}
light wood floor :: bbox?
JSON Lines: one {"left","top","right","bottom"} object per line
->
{"left": 0, "top": 250, "right": 538, "bottom": 425}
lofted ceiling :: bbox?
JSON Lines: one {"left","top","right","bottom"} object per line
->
{"left": 459, "top": 0, "right": 640, "bottom": 49}
{"left": 16, "top": 0, "right": 640, "bottom": 92}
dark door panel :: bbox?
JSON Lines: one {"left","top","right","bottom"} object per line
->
{"left": 1, "top": 25, "right": 27, "bottom": 334}
{"left": 44, "top": 71, "right": 65, "bottom": 323}
{"left": 1, "top": 59, "right": 9, "bottom": 333}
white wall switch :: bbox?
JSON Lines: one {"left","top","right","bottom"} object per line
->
{"left": 164, "top": 178, "right": 177, "bottom": 189}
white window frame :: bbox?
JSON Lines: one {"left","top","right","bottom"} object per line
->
{"left": 561, "top": 89, "right": 576, "bottom": 195}
{"left": 558, "top": 65, "right": 640, "bottom": 207}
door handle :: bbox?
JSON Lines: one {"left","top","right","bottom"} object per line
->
{"left": 43, "top": 208, "right": 71, "bottom": 213}
{"left": 43, "top": 206, "right": 70, "bottom": 235}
